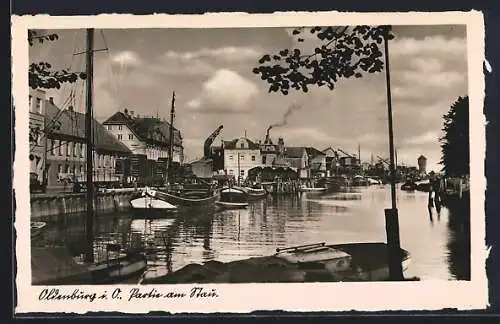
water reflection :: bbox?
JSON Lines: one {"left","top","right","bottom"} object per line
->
{"left": 36, "top": 184, "right": 471, "bottom": 281}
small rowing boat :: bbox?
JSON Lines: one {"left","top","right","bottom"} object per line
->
{"left": 300, "top": 186, "right": 327, "bottom": 193}
{"left": 31, "top": 221, "right": 47, "bottom": 239}
{"left": 244, "top": 185, "right": 267, "bottom": 199}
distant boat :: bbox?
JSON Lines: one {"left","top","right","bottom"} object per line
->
{"left": 366, "top": 177, "right": 382, "bottom": 185}
{"left": 275, "top": 242, "right": 411, "bottom": 281}
{"left": 300, "top": 186, "right": 327, "bottom": 193}
{"left": 216, "top": 187, "right": 248, "bottom": 209}
{"left": 401, "top": 180, "right": 416, "bottom": 191}
{"left": 31, "top": 221, "right": 47, "bottom": 239}
{"left": 244, "top": 184, "right": 267, "bottom": 199}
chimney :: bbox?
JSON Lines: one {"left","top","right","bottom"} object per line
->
{"left": 49, "top": 97, "right": 54, "bottom": 104}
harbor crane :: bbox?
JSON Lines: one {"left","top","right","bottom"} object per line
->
{"left": 204, "top": 125, "right": 224, "bottom": 158}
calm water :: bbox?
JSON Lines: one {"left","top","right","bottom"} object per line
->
{"left": 38, "top": 184, "right": 470, "bottom": 281}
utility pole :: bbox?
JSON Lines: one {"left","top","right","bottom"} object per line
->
{"left": 383, "top": 26, "right": 404, "bottom": 281}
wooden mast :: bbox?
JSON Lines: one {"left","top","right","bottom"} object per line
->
{"left": 167, "top": 91, "right": 175, "bottom": 184}
{"left": 85, "top": 28, "right": 95, "bottom": 263}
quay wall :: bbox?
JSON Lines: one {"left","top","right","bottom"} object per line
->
{"left": 30, "top": 189, "right": 141, "bottom": 219}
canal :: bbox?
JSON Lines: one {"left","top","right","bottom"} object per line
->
{"left": 34, "top": 184, "right": 470, "bottom": 282}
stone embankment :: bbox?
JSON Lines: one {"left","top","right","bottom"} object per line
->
{"left": 30, "top": 188, "right": 143, "bottom": 219}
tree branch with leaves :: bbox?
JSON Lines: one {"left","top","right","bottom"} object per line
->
{"left": 252, "top": 25, "right": 394, "bottom": 95}
{"left": 28, "top": 30, "right": 87, "bottom": 90}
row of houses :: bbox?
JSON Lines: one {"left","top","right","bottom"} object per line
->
{"left": 190, "top": 132, "right": 362, "bottom": 180}
{"left": 28, "top": 89, "right": 184, "bottom": 189}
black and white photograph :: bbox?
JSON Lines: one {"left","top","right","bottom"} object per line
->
{"left": 13, "top": 11, "right": 487, "bottom": 313}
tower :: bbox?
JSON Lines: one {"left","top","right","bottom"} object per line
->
{"left": 417, "top": 155, "right": 427, "bottom": 174}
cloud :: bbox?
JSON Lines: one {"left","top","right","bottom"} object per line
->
{"left": 186, "top": 69, "right": 259, "bottom": 114}
{"left": 390, "top": 36, "right": 467, "bottom": 57}
{"left": 404, "top": 131, "right": 441, "bottom": 146}
{"left": 163, "top": 46, "right": 264, "bottom": 62}
{"left": 110, "top": 50, "right": 142, "bottom": 67}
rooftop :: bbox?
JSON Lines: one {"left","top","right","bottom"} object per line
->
{"left": 44, "top": 102, "right": 131, "bottom": 154}
{"left": 223, "top": 138, "right": 261, "bottom": 150}
{"left": 103, "top": 110, "right": 183, "bottom": 147}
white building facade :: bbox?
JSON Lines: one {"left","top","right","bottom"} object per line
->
{"left": 223, "top": 137, "right": 261, "bottom": 181}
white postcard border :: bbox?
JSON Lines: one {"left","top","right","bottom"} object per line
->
{"left": 12, "top": 10, "right": 488, "bottom": 314}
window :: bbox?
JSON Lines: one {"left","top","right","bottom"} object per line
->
{"left": 128, "top": 134, "right": 133, "bottom": 140}
{"left": 67, "top": 142, "right": 72, "bottom": 156}
{"left": 80, "top": 165, "right": 84, "bottom": 175}
{"left": 35, "top": 98, "right": 42, "bottom": 114}
{"left": 65, "top": 164, "right": 70, "bottom": 173}
{"left": 229, "top": 155, "right": 233, "bottom": 160}
{"left": 80, "top": 143, "right": 85, "bottom": 157}
{"left": 240, "top": 154, "right": 244, "bottom": 160}
{"left": 107, "top": 125, "right": 112, "bottom": 131}
{"left": 29, "top": 95, "right": 32, "bottom": 111}
{"left": 251, "top": 155, "right": 255, "bottom": 161}
{"left": 262, "top": 156, "right": 266, "bottom": 164}
{"left": 58, "top": 141, "right": 63, "bottom": 156}
{"left": 57, "top": 164, "right": 63, "bottom": 174}
{"left": 240, "top": 143, "right": 244, "bottom": 149}
{"left": 229, "top": 169, "right": 234, "bottom": 175}
{"left": 74, "top": 143, "right": 79, "bottom": 157}
{"left": 240, "top": 169, "right": 245, "bottom": 176}
{"left": 118, "top": 125, "right": 123, "bottom": 130}
{"left": 117, "top": 134, "right": 123, "bottom": 140}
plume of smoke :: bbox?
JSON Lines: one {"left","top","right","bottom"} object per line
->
{"left": 266, "top": 102, "right": 303, "bottom": 136}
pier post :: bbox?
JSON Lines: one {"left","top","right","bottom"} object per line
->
{"left": 384, "top": 208, "right": 404, "bottom": 280}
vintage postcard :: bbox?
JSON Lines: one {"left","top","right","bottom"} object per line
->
{"left": 12, "top": 11, "right": 487, "bottom": 314}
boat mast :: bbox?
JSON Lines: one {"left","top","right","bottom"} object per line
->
{"left": 167, "top": 91, "right": 175, "bottom": 184}
{"left": 85, "top": 28, "right": 95, "bottom": 263}
{"left": 237, "top": 152, "right": 240, "bottom": 186}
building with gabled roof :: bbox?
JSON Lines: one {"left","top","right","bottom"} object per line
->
{"left": 43, "top": 98, "right": 132, "bottom": 188}
{"left": 223, "top": 137, "right": 261, "bottom": 182}
{"left": 102, "top": 109, "right": 184, "bottom": 164}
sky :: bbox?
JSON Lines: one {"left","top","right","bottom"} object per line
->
{"left": 29, "top": 25, "right": 467, "bottom": 171}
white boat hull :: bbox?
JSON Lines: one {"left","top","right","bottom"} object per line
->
{"left": 216, "top": 201, "right": 248, "bottom": 209}
{"left": 130, "top": 197, "right": 177, "bottom": 210}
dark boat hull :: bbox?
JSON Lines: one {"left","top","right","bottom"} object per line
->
{"left": 153, "top": 190, "right": 220, "bottom": 207}
{"left": 89, "top": 252, "right": 148, "bottom": 285}
{"left": 245, "top": 187, "right": 267, "bottom": 199}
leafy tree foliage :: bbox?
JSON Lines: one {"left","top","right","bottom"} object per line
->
{"left": 252, "top": 25, "right": 394, "bottom": 95}
{"left": 439, "top": 96, "right": 469, "bottom": 177}
{"left": 28, "top": 30, "right": 86, "bottom": 90}
{"left": 28, "top": 31, "right": 81, "bottom": 146}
